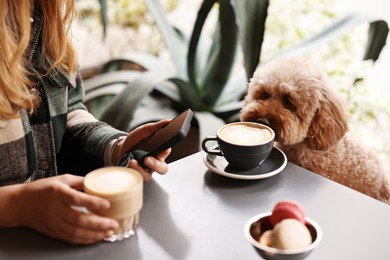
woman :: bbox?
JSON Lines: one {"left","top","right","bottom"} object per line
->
{"left": 0, "top": 0, "right": 171, "bottom": 244}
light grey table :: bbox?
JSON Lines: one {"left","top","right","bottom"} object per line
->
{"left": 1, "top": 151, "right": 390, "bottom": 260}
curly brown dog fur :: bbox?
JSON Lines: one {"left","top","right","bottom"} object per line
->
{"left": 240, "top": 57, "right": 390, "bottom": 204}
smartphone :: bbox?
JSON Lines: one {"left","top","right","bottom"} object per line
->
{"left": 117, "top": 109, "right": 194, "bottom": 168}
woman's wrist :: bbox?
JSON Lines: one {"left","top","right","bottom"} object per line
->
{"left": 0, "top": 183, "right": 26, "bottom": 227}
{"left": 106, "top": 136, "right": 127, "bottom": 166}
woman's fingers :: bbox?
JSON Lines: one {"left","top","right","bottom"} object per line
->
{"left": 127, "top": 150, "right": 170, "bottom": 181}
{"left": 20, "top": 175, "right": 119, "bottom": 245}
{"left": 119, "top": 120, "right": 171, "bottom": 155}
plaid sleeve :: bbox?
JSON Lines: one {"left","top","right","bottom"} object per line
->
{"left": 66, "top": 71, "right": 127, "bottom": 158}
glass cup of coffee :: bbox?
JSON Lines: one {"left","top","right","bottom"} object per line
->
{"left": 83, "top": 167, "right": 143, "bottom": 242}
{"left": 202, "top": 122, "right": 275, "bottom": 170}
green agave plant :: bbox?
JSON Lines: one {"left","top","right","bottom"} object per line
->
{"left": 83, "top": 0, "right": 270, "bottom": 136}
{"left": 82, "top": 0, "right": 389, "bottom": 143}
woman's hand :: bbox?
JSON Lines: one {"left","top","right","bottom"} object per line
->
{"left": 112, "top": 120, "right": 172, "bottom": 181}
{"left": 12, "top": 174, "right": 119, "bottom": 244}
{"left": 128, "top": 148, "right": 171, "bottom": 181}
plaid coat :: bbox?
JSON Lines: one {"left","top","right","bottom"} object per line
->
{"left": 0, "top": 11, "right": 126, "bottom": 186}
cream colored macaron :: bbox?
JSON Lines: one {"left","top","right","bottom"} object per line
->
{"left": 272, "top": 218, "right": 312, "bottom": 250}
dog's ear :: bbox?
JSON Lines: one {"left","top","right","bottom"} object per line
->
{"left": 304, "top": 91, "right": 348, "bottom": 151}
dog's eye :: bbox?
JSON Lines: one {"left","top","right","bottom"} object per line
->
{"left": 258, "top": 91, "right": 271, "bottom": 100}
{"left": 282, "top": 95, "right": 296, "bottom": 112}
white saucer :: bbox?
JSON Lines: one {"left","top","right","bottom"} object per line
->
{"left": 203, "top": 147, "right": 287, "bottom": 180}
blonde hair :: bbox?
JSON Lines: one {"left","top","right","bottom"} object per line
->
{"left": 0, "top": 0, "right": 78, "bottom": 120}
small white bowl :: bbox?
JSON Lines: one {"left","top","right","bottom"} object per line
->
{"left": 244, "top": 212, "right": 322, "bottom": 260}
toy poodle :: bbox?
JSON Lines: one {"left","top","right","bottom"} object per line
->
{"left": 240, "top": 56, "right": 390, "bottom": 204}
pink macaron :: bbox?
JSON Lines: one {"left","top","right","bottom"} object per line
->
{"left": 270, "top": 200, "right": 306, "bottom": 226}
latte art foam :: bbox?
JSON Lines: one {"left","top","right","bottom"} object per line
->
{"left": 219, "top": 124, "right": 272, "bottom": 145}
{"left": 87, "top": 171, "right": 138, "bottom": 195}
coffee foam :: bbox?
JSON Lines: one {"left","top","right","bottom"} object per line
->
{"left": 220, "top": 124, "right": 272, "bottom": 145}
{"left": 86, "top": 171, "right": 138, "bottom": 194}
